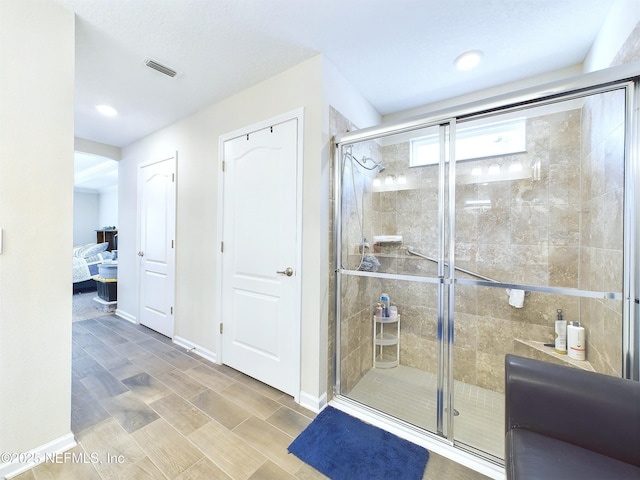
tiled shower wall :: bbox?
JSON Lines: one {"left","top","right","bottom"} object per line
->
{"left": 329, "top": 107, "right": 382, "bottom": 394}
{"left": 368, "top": 110, "right": 597, "bottom": 393}
{"left": 579, "top": 89, "right": 625, "bottom": 376}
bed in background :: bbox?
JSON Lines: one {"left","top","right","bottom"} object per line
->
{"left": 73, "top": 242, "right": 115, "bottom": 293}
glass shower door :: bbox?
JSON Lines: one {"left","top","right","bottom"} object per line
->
{"left": 335, "top": 123, "right": 454, "bottom": 438}
{"left": 450, "top": 87, "right": 629, "bottom": 459}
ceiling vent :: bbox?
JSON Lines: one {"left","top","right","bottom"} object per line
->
{"left": 144, "top": 58, "right": 178, "bottom": 78}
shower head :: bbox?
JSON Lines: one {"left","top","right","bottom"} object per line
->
{"left": 343, "top": 149, "right": 386, "bottom": 174}
{"left": 359, "top": 155, "right": 386, "bottom": 173}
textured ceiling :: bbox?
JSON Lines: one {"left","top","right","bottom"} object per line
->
{"left": 57, "top": 0, "right": 620, "bottom": 148}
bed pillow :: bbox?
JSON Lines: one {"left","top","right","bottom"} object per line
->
{"left": 75, "top": 242, "right": 109, "bottom": 258}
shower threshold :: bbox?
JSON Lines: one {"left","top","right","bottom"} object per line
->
{"left": 346, "top": 364, "right": 505, "bottom": 459}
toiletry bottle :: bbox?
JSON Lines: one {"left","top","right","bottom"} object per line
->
{"left": 554, "top": 309, "right": 567, "bottom": 355}
{"left": 567, "top": 321, "right": 585, "bottom": 360}
{"left": 380, "top": 293, "right": 390, "bottom": 317}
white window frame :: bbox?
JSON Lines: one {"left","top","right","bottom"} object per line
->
{"left": 410, "top": 117, "right": 526, "bottom": 166}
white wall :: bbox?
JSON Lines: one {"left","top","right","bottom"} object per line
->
{"left": 119, "top": 56, "right": 326, "bottom": 404}
{"left": 0, "top": 0, "right": 74, "bottom": 473}
{"left": 584, "top": 0, "right": 640, "bottom": 72}
{"left": 73, "top": 189, "right": 118, "bottom": 246}
{"left": 74, "top": 137, "right": 120, "bottom": 246}
{"left": 75, "top": 137, "right": 121, "bottom": 161}
{"left": 73, "top": 191, "right": 99, "bottom": 245}
{"left": 383, "top": 65, "right": 582, "bottom": 123}
{"left": 118, "top": 55, "right": 379, "bottom": 408}
{"left": 99, "top": 188, "right": 118, "bottom": 229}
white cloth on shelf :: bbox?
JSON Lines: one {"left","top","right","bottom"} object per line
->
{"left": 508, "top": 289, "right": 525, "bottom": 308}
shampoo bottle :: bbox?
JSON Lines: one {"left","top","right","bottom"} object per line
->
{"left": 380, "top": 293, "right": 390, "bottom": 317}
{"left": 555, "top": 309, "right": 567, "bottom": 355}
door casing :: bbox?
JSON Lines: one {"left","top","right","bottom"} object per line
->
{"left": 216, "top": 108, "right": 304, "bottom": 401}
{"left": 136, "top": 153, "right": 177, "bottom": 338}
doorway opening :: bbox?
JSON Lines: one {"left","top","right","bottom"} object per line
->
{"left": 73, "top": 152, "right": 119, "bottom": 322}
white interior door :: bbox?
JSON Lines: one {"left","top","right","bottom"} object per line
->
{"left": 138, "top": 155, "right": 176, "bottom": 338}
{"left": 221, "top": 116, "right": 300, "bottom": 396}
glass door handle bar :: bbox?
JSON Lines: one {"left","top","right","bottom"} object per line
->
{"left": 406, "top": 248, "right": 623, "bottom": 301}
{"left": 338, "top": 268, "right": 444, "bottom": 284}
{"left": 406, "top": 247, "right": 498, "bottom": 283}
{"left": 454, "top": 277, "right": 623, "bottom": 300}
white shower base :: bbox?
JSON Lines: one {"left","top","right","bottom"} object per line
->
{"left": 347, "top": 364, "right": 504, "bottom": 459}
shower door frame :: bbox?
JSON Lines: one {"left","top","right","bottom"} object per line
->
{"left": 334, "top": 118, "right": 458, "bottom": 442}
{"left": 333, "top": 63, "right": 640, "bottom": 462}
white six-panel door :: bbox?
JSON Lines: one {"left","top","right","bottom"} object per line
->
{"left": 138, "top": 155, "right": 176, "bottom": 338}
{"left": 220, "top": 116, "right": 300, "bottom": 396}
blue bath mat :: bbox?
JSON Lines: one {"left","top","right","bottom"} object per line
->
{"left": 288, "top": 406, "right": 429, "bottom": 480}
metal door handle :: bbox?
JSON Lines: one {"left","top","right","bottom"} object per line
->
{"left": 277, "top": 267, "right": 294, "bottom": 277}
{"left": 138, "top": 251, "right": 144, "bottom": 257}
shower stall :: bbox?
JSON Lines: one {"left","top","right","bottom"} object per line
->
{"left": 332, "top": 67, "right": 639, "bottom": 464}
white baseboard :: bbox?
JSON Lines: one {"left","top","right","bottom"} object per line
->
{"left": 115, "top": 309, "right": 136, "bottom": 324}
{"left": 173, "top": 335, "right": 218, "bottom": 364}
{"left": 0, "top": 432, "right": 76, "bottom": 479}
{"left": 298, "top": 390, "right": 327, "bottom": 413}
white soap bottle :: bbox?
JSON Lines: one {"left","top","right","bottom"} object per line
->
{"left": 567, "top": 321, "right": 586, "bottom": 360}
{"left": 554, "top": 309, "right": 567, "bottom": 355}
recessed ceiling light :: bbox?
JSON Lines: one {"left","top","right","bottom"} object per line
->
{"left": 455, "top": 50, "right": 483, "bottom": 71}
{"left": 96, "top": 104, "right": 118, "bottom": 117}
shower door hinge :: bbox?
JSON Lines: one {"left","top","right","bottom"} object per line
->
{"left": 221, "top": 241, "right": 224, "bottom": 253}
{"left": 219, "top": 323, "right": 223, "bottom": 334}
{"left": 170, "top": 306, "right": 173, "bottom": 315}
{"left": 172, "top": 173, "right": 175, "bottom": 182}
{"left": 171, "top": 239, "right": 174, "bottom": 248}
{"left": 222, "top": 161, "right": 226, "bottom": 172}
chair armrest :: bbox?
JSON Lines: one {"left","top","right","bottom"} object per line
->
{"left": 505, "top": 354, "right": 640, "bottom": 467}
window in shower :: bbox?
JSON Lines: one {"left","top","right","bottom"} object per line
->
{"left": 410, "top": 117, "right": 526, "bottom": 167}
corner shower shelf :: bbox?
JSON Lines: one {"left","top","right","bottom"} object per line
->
{"left": 372, "top": 235, "right": 403, "bottom": 244}
{"left": 373, "top": 315, "right": 400, "bottom": 368}
{"left": 514, "top": 339, "right": 595, "bottom": 372}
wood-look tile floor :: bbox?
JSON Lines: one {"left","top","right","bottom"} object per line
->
{"left": 14, "top": 314, "right": 491, "bottom": 480}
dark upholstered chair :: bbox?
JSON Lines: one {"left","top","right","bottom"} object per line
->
{"left": 505, "top": 354, "right": 640, "bottom": 480}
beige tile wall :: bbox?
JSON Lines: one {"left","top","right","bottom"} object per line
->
{"left": 579, "top": 89, "right": 625, "bottom": 376}
{"left": 366, "top": 110, "right": 586, "bottom": 392}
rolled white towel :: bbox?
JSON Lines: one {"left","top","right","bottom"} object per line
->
{"left": 508, "top": 289, "right": 525, "bottom": 308}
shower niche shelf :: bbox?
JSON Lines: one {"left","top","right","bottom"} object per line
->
{"left": 514, "top": 339, "right": 595, "bottom": 372}
{"left": 373, "top": 315, "right": 400, "bottom": 368}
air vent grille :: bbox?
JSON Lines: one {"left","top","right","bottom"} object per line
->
{"left": 144, "top": 58, "right": 177, "bottom": 78}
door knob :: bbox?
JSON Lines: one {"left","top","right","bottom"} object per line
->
{"left": 277, "top": 267, "right": 294, "bottom": 277}
{"left": 138, "top": 251, "right": 144, "bottom": 257}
